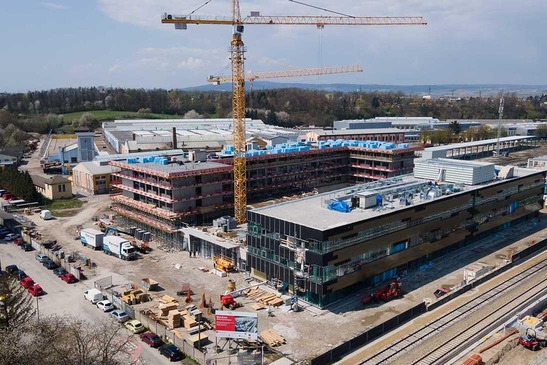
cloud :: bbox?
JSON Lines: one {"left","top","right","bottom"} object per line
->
{"left": 42, "top": 2, "right": 69, "bottom": 10}
{"left": 92, "top": 0, "right": 547, "bottom": 86}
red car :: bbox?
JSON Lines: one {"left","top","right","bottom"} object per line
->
{"left": 14, "top": 238, "right": 24, "bottom": 246}
{"left": 20, "top": 277, "right": 35, "bottom": 289}
{"left": 28, "top": 285, "right": 44, "bottom": 296}
{"left": 60, "top": 273, "right": 78, "bottom": 283}
{"left": 140, "top": 332, "right": 163, "bottom": 348}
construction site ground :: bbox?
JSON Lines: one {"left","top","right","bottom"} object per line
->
{"left": 19, "top": 189, "right": 547, "bottom": 363}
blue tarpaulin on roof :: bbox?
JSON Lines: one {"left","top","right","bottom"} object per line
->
{"left": 328, "top": 200, "right": 351, "bottom": 213}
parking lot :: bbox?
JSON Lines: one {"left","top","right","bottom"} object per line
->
{"left": 0, "top": 240, "right": 180, "bottom": 365}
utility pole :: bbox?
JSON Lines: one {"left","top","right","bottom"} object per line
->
{"left": 496, "top": 95, "right": 504, "bottom": 156}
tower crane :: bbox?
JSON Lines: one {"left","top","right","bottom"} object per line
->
{"left": 207, "top": 64, "right": 363, "bottom": 84}
{"left": 162, "top": 2, "right": 427, "bottom": 224}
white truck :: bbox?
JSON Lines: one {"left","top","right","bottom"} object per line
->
{"left": 102, "top": 236, "right": 136, "bottom": 260}
{"left": 83, "top": 288, "right": 104, "bottom": 304}
{"left": 80, "top": 228, "right": 104, "bottom": 250}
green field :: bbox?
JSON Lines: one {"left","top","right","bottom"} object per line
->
{"left": 61, "top": 110, "right": 182, "bottom": 123}
{"left": 42, "top": 198, "right": 85, "bottom": 217}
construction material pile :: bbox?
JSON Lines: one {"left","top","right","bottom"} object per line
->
{"left": 246, "top": 289, "right": 284, "bottom": 307}
{"left": 260, "top": 329, "right": 286, "bottom": 347}
{"left": 121, "top": 288, "right": 150, "bottom": 305}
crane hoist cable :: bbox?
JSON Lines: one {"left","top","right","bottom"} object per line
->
{"left": 288, "top": 0, "right": 355, "bottom": 18}
{"left": 187, "top": 0, "right": 216, "bottom": 17}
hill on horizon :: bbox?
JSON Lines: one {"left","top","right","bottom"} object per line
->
{"left": 183, "top": 81, "right": 547, "bottom": 98}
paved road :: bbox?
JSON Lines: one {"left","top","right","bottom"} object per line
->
{"left": 0, "top": 240, "right": 175, "bottom": 365}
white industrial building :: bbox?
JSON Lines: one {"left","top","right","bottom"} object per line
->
{"left": 102, "top": 118, "right": 300, "bottom": 153}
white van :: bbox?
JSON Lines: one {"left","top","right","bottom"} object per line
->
{"left": 84, "top": 288, "right": 104, "bottom": 304}
{"left": 40, "top": 210, "right": 52, "bottom": 220}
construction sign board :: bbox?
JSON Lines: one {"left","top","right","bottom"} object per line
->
{"left": 215, "top": 311, "right": 258, "bottom": 340}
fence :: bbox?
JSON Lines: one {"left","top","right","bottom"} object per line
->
{"left": 134, "top": 309, "right": 207, "bottom": 364}
{"left": 39, "top": 129, "right": 53, "bottom": 160}
{"left": 309, "top": 237, "right": 547, "bottom": 365}
{"left": 309, "top": 303, "right": 427, "bottom": 365}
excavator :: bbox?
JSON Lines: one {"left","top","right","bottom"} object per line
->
{"left": 361, "top": 279, "right": 403, "bottom": 305}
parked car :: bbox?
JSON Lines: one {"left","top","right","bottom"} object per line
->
{"left": 124, "top": 320, "right": 145, "bottom": 334}
{"left": 110, "top": 310, "right": 129, "bottom": 323}
{"left": 35, "top": 254, "right": 49, "bottom": 263}
{"left": 60, "top": 273, "right": 78, "bottom": 283}
{"left": 28, "top": 285, "right": 44, "bottom": 297}
{"left": 96, "top": 300, "right": 114, "bottom": 312}
{"left": 53, "top": 267, "right": 67, "bottom": 277}
{"left": 0, "top": 231, "right": 10, "bottom": 239}
{"left": 14, "top": 238, "right": 24, "bottom": 246}
{"left": 4, "top": 233, "right": 20, "bottom": 241}
{"left": 158, "top": 344, "right": 184, "bottom": 361}
{"left": 139, "top": 332, "right": 162, "bottom": 348}
{"left": 43, "top": 260, "right": 58, "bottom": 270}
{"left": 20, "top": 277, "right": 35, "bottom": 289}
{"left": 22, "top": 243, "right": 33, "bottom": 252}
{"left": 4, "top": 265, "right": 19, "bottom": 274}
{"left": 15, "top": 270, "right": 27, "bottom": 280}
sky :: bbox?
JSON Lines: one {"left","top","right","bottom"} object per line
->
{"left": 1, "top": 0, "right": 546, "bottom": 92}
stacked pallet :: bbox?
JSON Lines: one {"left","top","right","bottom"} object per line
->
{"left": 246, "top": 289, "right": 284, "bottom": 307}
{"left": 260, "top": 329, "right": 286, "bottom": 347}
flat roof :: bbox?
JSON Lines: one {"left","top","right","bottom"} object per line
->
{"left": 252, "top": 165, "right": 540, "bottom": 231}
{"left": 425, "top": 136, "right": 534, "bottom": 152}
{"left": 120, "top": 161, "right": 230, "bottom": 174}
{"left": 94, "top": 149, "right": 185, "bottom": 163}
{"left": 310, "top": 128, "right": 403, "bottom": 136}
{"left": 183, "top": 227, "right": 239, "bottom": 250}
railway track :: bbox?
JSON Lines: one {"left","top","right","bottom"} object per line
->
{"left": 359, "top": 257, "right": 547, "bottom": 365}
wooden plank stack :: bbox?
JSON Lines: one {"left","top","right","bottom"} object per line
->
{"left": 246, "top": 289, "right": 284, "bottom": 307}
{"left": 259, "top": 329, "right": 286, "bottom": 347}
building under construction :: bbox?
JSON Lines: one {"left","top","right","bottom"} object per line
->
{"left": 247, "top": 160, "right": 546, "bottom": 307}
{"left": 109, "top": 140, "right": 420, "bottom": 246}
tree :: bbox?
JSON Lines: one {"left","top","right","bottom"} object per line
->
{"left": 448, "top": 121, "right": 461, "bottom": 135}
{"left": 0, "top": 274, "right": 35, "bottom": 329}
{"left": 536, "top": 124, "right": 547, "bottom": 139}
{"left": 0, "top": 315, "right": 138, "bottom": 365}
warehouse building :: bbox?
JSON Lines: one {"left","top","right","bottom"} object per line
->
{"left": 71, "top": 161, "right": 120, "bottom": 194}
{"left": 246, "top": 160, "right": 545, "bottom": 307}
{"left": 102, "top": 118, "right": 300, "bottom": 153}
{"left": 109, "top": 140, "right": 421, "bottom": 246}
{"left": 305, "top": 129, "right": 405, "bottom": 143}
{"left": 420, "top": 136, "right": 538, "bottom": 160}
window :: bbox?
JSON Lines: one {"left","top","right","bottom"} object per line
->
{"left": 58, "top": 184, "right": 66, "bottom": 193}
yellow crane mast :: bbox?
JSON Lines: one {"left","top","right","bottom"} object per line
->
{"left": 207, "top": 64, "right": 363, "bottom": 84}
{"left": 162, "top": 2, "right": 426, "bottom": 224}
